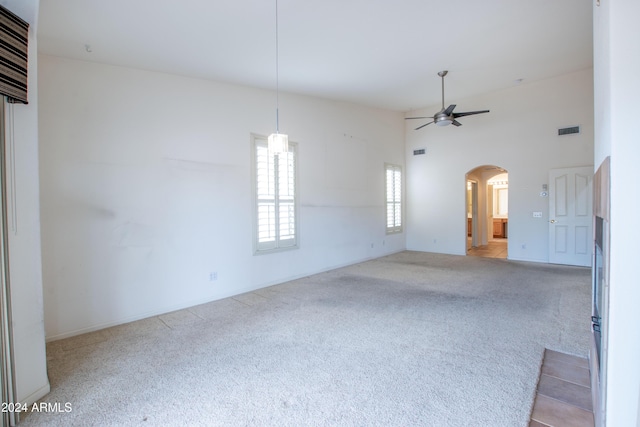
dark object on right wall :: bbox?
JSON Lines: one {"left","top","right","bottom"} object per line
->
{"left": 0, "top": 5, "right": 29, "bottom": 104}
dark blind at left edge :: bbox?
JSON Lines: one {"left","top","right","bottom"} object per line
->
{"left": 0, "top": 5, "right": 28, "bottom": 104}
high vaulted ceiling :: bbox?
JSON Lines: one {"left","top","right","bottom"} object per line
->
{"left": 37, "top": 0, "right": 593, "bottom": 112}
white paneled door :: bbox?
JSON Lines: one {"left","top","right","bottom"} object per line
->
{"left": 548, "top": 166, "right": 593, "bottom": 266}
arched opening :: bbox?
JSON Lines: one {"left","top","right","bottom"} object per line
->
{"left": 465, "top": 165, "right": 508, "bottom": 258}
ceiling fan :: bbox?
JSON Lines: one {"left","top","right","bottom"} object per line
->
{"left": 406, "top": 70, "right": 489, "bottom": 130}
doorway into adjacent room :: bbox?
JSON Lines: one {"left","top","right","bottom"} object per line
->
{"left": 466, "top": 166, "right": 508, "bottom": 259}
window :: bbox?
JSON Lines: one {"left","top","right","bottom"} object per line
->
{"left": 252, "top": 135, "right": 298, "bottom": 253}
{"left": 385, "top": 163, "right": 402, "bottom": 234}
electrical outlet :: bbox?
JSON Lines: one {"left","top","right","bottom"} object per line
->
{"left": 209, "top": 272, "right": 218, "bottom": 281}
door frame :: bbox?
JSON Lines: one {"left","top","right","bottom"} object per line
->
{"left": 0, "top": 98, "right": 17, "bottom": 427}
{"left": 468, "top": 180, "right": 478, "bottom": 248}
{"left": 465, "top": 165, "right": 509, "bottom": 257}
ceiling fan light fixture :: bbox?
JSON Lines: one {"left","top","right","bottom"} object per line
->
{"left": 434, "top": 111, "right": 453, "bottom": 126}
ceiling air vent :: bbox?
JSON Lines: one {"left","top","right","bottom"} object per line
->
{"left": 558, "top": 126, "right": 580, "bottom": 136}
{"left": 413, "top": 148, "right": 426, "bottom": 155}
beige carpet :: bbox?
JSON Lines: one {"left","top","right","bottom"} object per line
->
{"left": 21, "top": 251, "right": 591, "bottom": 426}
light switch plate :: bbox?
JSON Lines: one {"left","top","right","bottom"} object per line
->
{"left": 533, "top": 212, "right": 543, "bottom": 218}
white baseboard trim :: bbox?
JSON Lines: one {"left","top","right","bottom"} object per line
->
{"left": 19, "top": 382, "right": 51, "bottom": 406}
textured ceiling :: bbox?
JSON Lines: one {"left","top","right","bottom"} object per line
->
{"left": 37, "top": 0, "right": 593, "bottom": 112}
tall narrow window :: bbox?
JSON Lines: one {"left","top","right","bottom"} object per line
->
{"left": 253, "top": 135, "right": 297, "bottom": 253}
{"left": 385, "top": 163, "right": 402, "bottom": 234}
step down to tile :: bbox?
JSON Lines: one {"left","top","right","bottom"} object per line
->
{"left": 530, "top": 349, "right": 594, "bottom": 427}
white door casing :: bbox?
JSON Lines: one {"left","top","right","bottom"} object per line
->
{"left": 548, "top": 166, "right": 593, "bottom": 266}
{"left": 470, "top": 181, "right": 478, "bottom": 248}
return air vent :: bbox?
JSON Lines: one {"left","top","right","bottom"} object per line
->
{"left": 413, "top": 148, "right": 426, "bottom": 155}
{"left": 558, "top": 126, "right": 580, "bottom": 136}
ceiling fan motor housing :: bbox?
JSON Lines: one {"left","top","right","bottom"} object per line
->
{"left": 434, "top": 112, "right": 453, "bottom": 126}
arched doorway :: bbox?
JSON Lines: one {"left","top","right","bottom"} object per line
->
{"left": 465, "top": 165, "right": 508, "bottom": 259}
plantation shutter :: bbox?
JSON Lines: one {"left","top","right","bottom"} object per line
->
{"left": 256, "top": 143, "right": 277, "bottom": 250}
{"left": 255, "top": 137, "right": 297, "bottom": 252}
{"left": 386, "top": 164, "right": 402, "bottom": 233}
{"left": 276, "top": 150, "right": 296, "bottom": 247}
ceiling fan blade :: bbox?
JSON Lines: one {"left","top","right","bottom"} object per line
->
{"left": 405, "top": 116, "right": 434, "bottom": 120}
{"left": 443, "top": 104, "right": 456, "bottom": 116}
{"left": 415, "top": 121, "right": 433, "bottom": 130}
{"left": 452, "top": 120, "right": 462, "bottom": 127}
{"left": 452, "top": 110, "right": 490, "bottom": 118}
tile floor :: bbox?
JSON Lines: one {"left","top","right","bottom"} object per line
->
{"left": 467, "top": 237, "right": 508, "bottom": 258}
{"left": 530, "top": 349, "right": 594, "bottom": 427}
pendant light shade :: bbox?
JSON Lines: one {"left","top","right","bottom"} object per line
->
{"left": 268, "top": 132, "right": 288, "bottom": 154}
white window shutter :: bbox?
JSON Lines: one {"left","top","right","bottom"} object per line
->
{"left": 385, "top": 164, "right": 402, "bottom": 233}
{"left": 253, "top": 135, "right": 298, "bottom": 252}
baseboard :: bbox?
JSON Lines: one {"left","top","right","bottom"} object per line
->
{"left": 505, "top": 256, "right": 547, "bottom": 263}
{"left": 18, "top": 382, "right": 51, "bottom": 406}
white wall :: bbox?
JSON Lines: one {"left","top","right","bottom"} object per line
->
{"left": 594, "top": 0, "right": 640, "bottom": 425}
{"left": 3, "top": 0, "right": 50, "bottom": 404}
{"left": 406, "top": 69, "right": 594, "bottom": 262}
{"left": 37, "top": 55, "right": 405, "bottom": 340}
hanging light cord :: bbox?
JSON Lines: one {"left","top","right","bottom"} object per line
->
{"left": 275, "top": 0, "right": 280, "bottom": 133}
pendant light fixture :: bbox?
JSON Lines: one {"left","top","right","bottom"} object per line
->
{"left": 268, "top": 0, "right": 288, "bottom": 155}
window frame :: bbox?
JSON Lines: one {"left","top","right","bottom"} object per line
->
{"left": 385, "top": 163, "right": 403, "bottom": 234}
{"left": 251, "top": 134, "right": 299, "bottom": 254}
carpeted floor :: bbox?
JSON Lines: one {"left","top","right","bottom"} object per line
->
{"left": 21, "top": 251, "right": 591, "bottom": 427}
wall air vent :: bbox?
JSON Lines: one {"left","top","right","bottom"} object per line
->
{"left": 413, "top": 148, "right": 426, "bottom": 155}
{"left": 558, "top": 126, "right": 580, "bottom": 136}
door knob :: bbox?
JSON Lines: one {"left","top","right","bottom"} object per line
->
{"left": 550, "top": 219, "right": 557, "bottom": 223}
